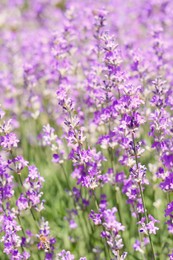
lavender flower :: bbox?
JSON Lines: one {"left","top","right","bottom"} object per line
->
{"left": 90, "top": 196, "right": 126, "bottom": 257}
{"left": 1, "top": 0, "right": 173, "bottom": 259}
{"left": 56, "top": 250, "right": 75, "bottom": 260}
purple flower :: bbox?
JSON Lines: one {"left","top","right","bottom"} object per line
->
{"left": 146, "top": 215, "right": 159, "bottom": 235}
{"left": 65, "top": 209, "right": 78, "bottom": 230}
{"left": 133, "top": 238, "right": 149, "bottom": 253}
{"left": 156, "top": 167, "right": 165, "bottom": 178}
{"left": 52, "top": 153, "right": 60, "bottom": 163}
{"left": 0, "top": 133, "right": 19, "bottom": 150}
{"left": 56, "top": 250, "right": 75, "bottom": 260}
{"left": 129, "top": 163, "right": 147, "bottom": 183}
{"left": 0, "top": 156, "right": 14, "bottom": 202}
{"left": 115, "top": 172, "right": 125, "bottom": 184}
{"left": 160, "top": 173, "right": 173, "bottom": 192}
{"left": 162, "top": 154, "right": 173, "bottom": 169}
{"left": 90, "top": 197, "right": 125, "bottom": 256}
{"left": 165, "top": 202, "right": 173, "bottom": 217}
{"left": 133, "top": 240, "right": 142, "bottom": 252}
{"left": 12, "top": 156, "right": 28, "bottom": 173}
{"left": 16, "top": 194, "right": 29, "bottom": 211}
{"left": 1, "top": 211, "right": 22, "bottom": 257}
{"left": 137, "top": 215, "right": 159, "bottom": 235}
{"left": 89, "top": 210, "right": 102, "bottom": 225}
{"left": 166, "top": 220, "right": 173, "bottom": 234}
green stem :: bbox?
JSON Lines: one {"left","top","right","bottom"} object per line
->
{"left": 93, "top": 191, "right": 99, "bottom": 210}
{"left": 18, "top": 175, "right": 39, "bottom": 229}
{"left": 60, "top": 164, "right": 71, "bottom": 190}
{"left": 132, "top": 132, "right": 156, "bottom": 260}
{"left": 17, "top": 215, "right": 25, "bottom": 237}
{"left": 136, "top": 212, "right": 146, "bottom": 260}
{"left": 61, "top": 164, "right": 93, "bottom": 251}
{"left": 108, "top": 146, "right": 125, "bottom": 250}
{"left": 78, "top": 210, "right": 90, "bottom": 251}
{"left": 138, "top": 183, "right": 156, "bottom": 260}
{"left": 93, "top": 191, "right": 111, "bottom": 259}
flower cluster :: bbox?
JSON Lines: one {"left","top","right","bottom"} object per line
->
{"left": 0, "top": 110, "right": 55, "bottom": 259}
{"left": 1, "top": 0, "right": 173, "bottom": 259}
{"left": 90, "top": 196, "right": 126, "bottom": 259}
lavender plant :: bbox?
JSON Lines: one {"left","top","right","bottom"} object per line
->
{"left": 0, "top": 0, "right": 173, "bottom": 259}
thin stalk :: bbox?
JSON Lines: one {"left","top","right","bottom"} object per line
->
{"left": 132, "top": 132, "right": 156, "bottom": 260}
{"left": 60, "top": 163, "right": 93, "bottom": 251}
{"left": 81, "top": 202, "right": 92, "bottom": 235}
{"left": 93, "top": 191, "right": 111, "bottom": 259}
{"left": 18, "top": 174, "right": 39, "bottom": 229}
{"left": 138, "top": 183, "right": 156, "bottom": 260}
{"left": 80, "top": 203, "right": 96, "bottom": 252}
{"left": 60, "top": 164, "right": 71, "bottom": 190}
{"left": 168, "top": 192, "right": 171, "bottom": 204}
{"left": 108, "top": 146, "right": 125, "bottom": 251}
{"left": 1, "top": 202, "right": 6, "bottom": 212}
{"left": 108, "top": 147, "right": 123, "bottom": 222}
{"left": 83, "top": 212, "right": 93, "bottom": 247}
{"left": 93, "top": 191, "right": 99, "bottom": 211}
{"left": 136, "top": 210, "right": 146, "bottom": 260}
{"left": 18, "top": 174, "right": 23, "bottom": 187}
{"left": 78, "top": 210, "right": 91, "bottom": 251}
{"left": 17, "top": 215, "right": 25, "bottom": 237}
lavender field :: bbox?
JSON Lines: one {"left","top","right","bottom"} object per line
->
{"left": 0, "top": 0, "right": 173, "bottom": 259}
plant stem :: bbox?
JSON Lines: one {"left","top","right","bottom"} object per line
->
{"left": 61, "top": 163, "right": 93, "bottom": 251}
{"left": 60, "top": 164, "right": 71, "bottom": 190}
{"left": 18, "top": 174, "right": 39, "bottom": 229}
{"left": 138, "top": 183, "right": 156, "bottom": 260}
{"left": 93, "top": 191, "right": 111, "bottom": 259}
{"left": 132, "top": 132, "right": 156, "bottom": 260}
